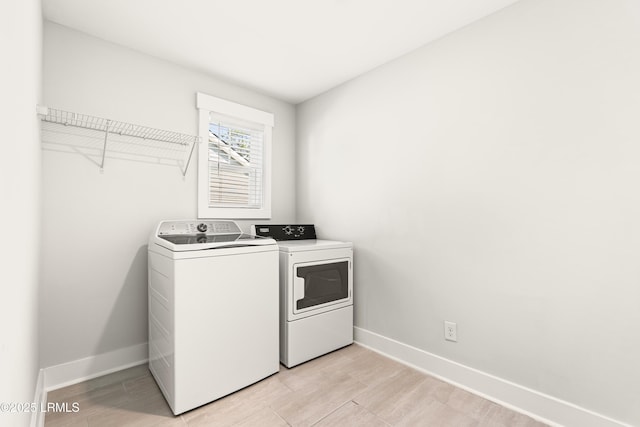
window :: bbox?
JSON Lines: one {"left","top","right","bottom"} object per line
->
{"left": 197, "top": 93, "right": 274, "bottom": 219}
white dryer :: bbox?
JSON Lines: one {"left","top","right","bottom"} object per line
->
{"left": 253, "top": 224, "right": 353, "bottom": 368}
{"left": 148, "top": 220, "right": 279, "bottom": 415}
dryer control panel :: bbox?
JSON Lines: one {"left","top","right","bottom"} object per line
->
{"left": 253, "top": 224, "right": 316, "bottom": 241}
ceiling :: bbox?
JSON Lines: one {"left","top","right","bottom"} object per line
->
{"left": 42, "top": 0, "right": 521, "bottom": 104}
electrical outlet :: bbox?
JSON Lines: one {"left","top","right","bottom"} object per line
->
{"left": 444, "top": 321, "right": 457, "bottom": 342}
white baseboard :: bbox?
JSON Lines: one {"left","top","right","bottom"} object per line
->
{"left": 354, "top": 327, "right": 630, "bottom": 427}
{"left": 30, "top": 369, "right": 45, "bottom": 427}
{"left": 43, "top": 343, "right": 148, "bottom": 392}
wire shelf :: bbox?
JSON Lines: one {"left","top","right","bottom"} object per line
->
{"left": 37, "top": 105, "right": 200, "bottom": 176}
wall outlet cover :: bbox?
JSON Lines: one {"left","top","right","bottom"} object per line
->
{"left": 444, "top": 321, "right": 457, "bottom": 342}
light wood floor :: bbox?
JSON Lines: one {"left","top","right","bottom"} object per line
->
{"left": 45, "top": 344, "right": 547, "bottom": 426}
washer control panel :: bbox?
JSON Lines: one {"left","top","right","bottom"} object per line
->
{"left": 158, "top": 220, "right": 241, "bottom": 236}
{"left": 253, "top": 224, "right": 316, "bottom": 241}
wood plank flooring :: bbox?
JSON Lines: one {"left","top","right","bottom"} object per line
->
{"left": 45, "top": 344, "right": 547, "bottom": 426}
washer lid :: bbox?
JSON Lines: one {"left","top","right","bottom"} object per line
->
{"left": 152, "top": 220, "right": 276, "bottom": 252}
{"left": 276, "top": 239, "right": 352, "bottom": 253}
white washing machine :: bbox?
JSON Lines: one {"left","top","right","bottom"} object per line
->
{"left": 148, "top": 220, "right": 279, "bottom": 415}
{"left": 253, "top": 224, "right": 353, "bottom": 368}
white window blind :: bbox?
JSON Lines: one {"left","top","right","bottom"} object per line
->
{"left": 197, "top": 92, "right": 274, "bottom": 219}
{"left": 207, "top": 116, "right": 263, "bottom": 208}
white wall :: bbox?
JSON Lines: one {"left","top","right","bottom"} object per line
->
{"left": 0, "top": 0, "right": 42, "bottom": 426}
{"left": 40, "top": 22, "right": 296, "bottom": 369}
{"left": 296, "top": 0, "right": 640, "bottom": 425}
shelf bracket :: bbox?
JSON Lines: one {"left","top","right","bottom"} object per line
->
{"left": 182, "top": 136, "right": 198, "bottom": 177}
{"left": 100, "top": 120, "right": 111, "bottom": 172}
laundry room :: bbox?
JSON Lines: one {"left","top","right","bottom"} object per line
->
{"left": 2, "top": 1, "right": 640, "bottom": 427}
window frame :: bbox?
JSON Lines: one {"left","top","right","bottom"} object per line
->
{"left": 196, "top": 92, "right": 274, "bottom": 219}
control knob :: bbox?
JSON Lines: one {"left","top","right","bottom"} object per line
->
{"left": 196, "top": 223, "right": 208, "bottom": 233}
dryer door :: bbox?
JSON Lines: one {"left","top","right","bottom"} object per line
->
{"left": 292, "top": 258, "right": 352, "bottom": 318}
